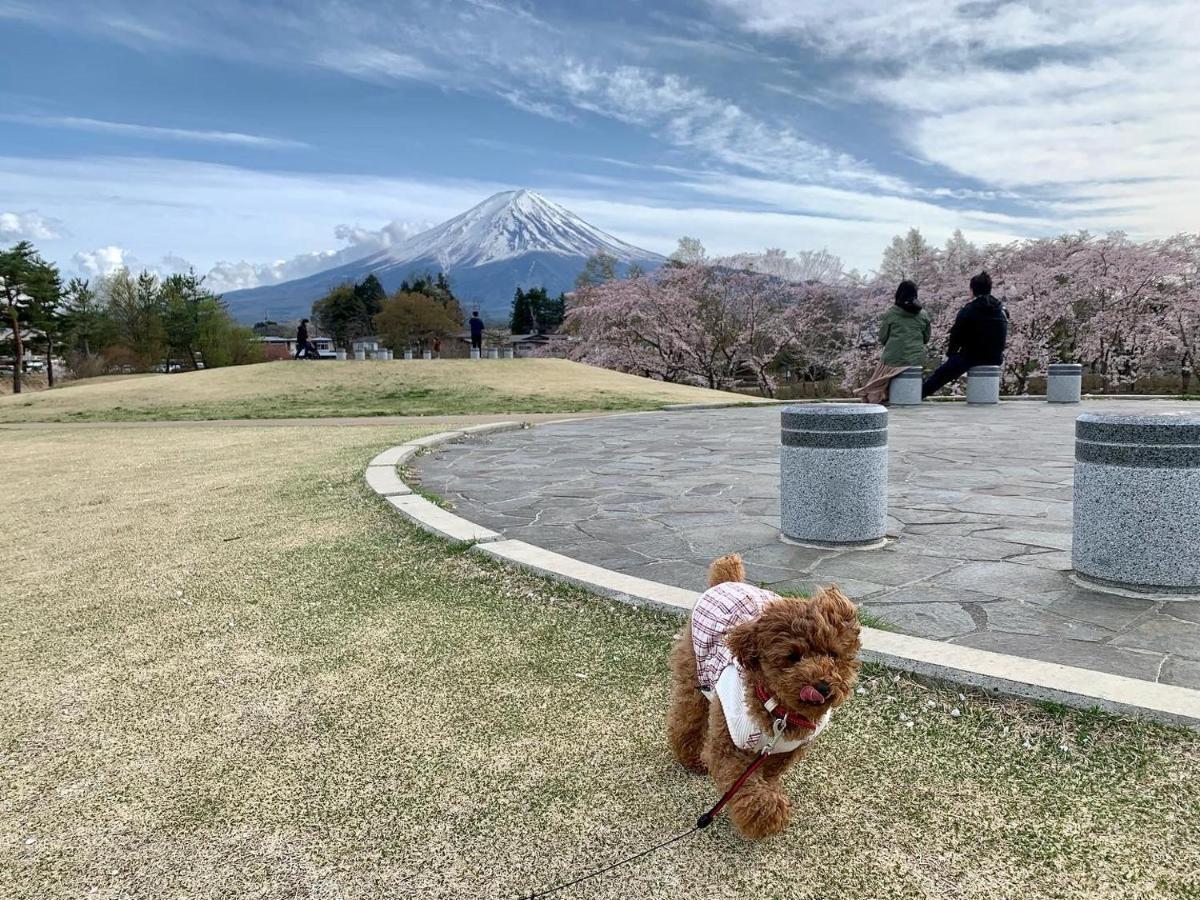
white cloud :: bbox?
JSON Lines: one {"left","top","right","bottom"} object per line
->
{"left": 2, "top": 114, "right": 308, "bottom": 149}
{"left": 709, "top": 0, "right": 1200, "bottom": 238}
{"left": 0, "top": 209, "right": 66, "bottom": 241}
{"left": 204, "top": 217, "right": 431, "bottom": 292}
{"left": 72, "top": 244, "right": 132, "bottom": 277}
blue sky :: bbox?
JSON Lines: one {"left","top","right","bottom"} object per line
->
{"left": 2, "top": 0, "right": 1196, "bottom": 292}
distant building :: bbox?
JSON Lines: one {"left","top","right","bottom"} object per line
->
{"left": 508, "top": 332, "right": 578, "bottom": 355}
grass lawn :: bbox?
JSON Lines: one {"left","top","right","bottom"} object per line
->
{"left": 0, "top": 359, "right": 744, "bottom": 423}
{"left": 2, "top": 425, "right": 1198, "bottom": 900}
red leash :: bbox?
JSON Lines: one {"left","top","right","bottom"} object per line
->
{"left": 695, "top": 751, "right": 771, "bottom": 829}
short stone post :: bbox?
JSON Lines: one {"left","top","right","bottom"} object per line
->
{"left": 354, "top": 349, "right": 366, "bottom": 361}
{"left": 888, "top": 367, "right": 923, "bottom": 406}
{"left": 1073, "top": 412, "right": 1200, "bottom": 592}
{"left": 780, "top": 404, "right": 888, "bottom": 548}
{"left": 1047, "top": 363, "right": 1082, "bottom": 403}
{"left": 487, "top": 348, "right": 499, "bottom": 359}
{"left": 403, "top": 349, "right": 413, "bottom": 360}
{"left": 422, "top": 350, "right": 432, "bottom": 360}
{"left": 502, "top": 348, "right": 514, "bottom": 359}
{"left": 966, "top": 365, "right": 1001, "bottom": 405}
{"left": 470, "top": 348, "right": 481, "bottom": 360}
{"left": 335, "top": 349, "right": 347, "bottom": 361}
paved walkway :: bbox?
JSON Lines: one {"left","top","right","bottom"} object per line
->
{"left": 415, "top": 401, "right": 1200, "bottom": 690}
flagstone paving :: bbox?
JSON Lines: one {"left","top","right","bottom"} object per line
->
{"left": 414, "top": 400, "right": 1200, "bottom": 689}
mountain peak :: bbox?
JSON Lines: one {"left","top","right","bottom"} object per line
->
{"left": 392, "top": 189, "right": 655, "bottom": 268}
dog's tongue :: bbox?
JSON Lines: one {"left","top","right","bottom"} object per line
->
{"left": 799, "top": 685, "right": 825, "bottom": 705}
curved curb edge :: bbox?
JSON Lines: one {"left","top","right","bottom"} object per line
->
{"left": 371, "top": 423, "right": 1200, "bottom": 729}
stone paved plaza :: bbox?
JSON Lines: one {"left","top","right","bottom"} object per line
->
{"left": 415, "top": 401, "right": 1200, "bottom": 689}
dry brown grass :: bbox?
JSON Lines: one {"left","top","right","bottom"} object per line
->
{"left": 2, "top": 425, "right": 1198, "bottom": 900}
{"left": 0, "top": 359, "right": 744, "bottom": 422}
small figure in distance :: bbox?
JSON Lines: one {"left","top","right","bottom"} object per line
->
{"left": 433, "top": 336, "right": 442, "bottom": 359}
{"left": 922, "top": 271, "right": 1009, "bottom": 398}
{"left": 468, "top": 310, "right": 484, "bottom": 354}
{"left": 855, "top": 279, "right": 930, "bottom": 405}
{"left": 294, "top": 318, "right": 312, "bottom": 360}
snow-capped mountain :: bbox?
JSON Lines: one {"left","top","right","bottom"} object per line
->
{"left": 222, "top": 190, "right": 664, "bottom": 324}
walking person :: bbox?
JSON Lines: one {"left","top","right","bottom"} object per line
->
{"left": 922, "top": 271, "right": 1008, "bottom": 397}
{"left": 294, "top": 318, "right": 311, "bottom": 359}
{"left": 855, "top": 280, "right": 930, "bottom": 404}
{"left": 468, "top": 310, "right": 484, "bottom": 354}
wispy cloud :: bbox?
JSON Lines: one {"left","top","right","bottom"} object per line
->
{"left": 3, "top": 114, "right": 309, "bottom": 149}
{"left": 708, "top": 0, "right": 1200, "bottom": 237}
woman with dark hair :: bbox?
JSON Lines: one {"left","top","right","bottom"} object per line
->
{"left": 854, "top": 280, "right": 931, "bottom": 404}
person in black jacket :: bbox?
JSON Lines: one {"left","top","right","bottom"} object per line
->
{"left": 922, "top": 271, "right": 1009, "bottom": 397}
{"left": 294, "top": 319, "right": 311, "bottom": 359}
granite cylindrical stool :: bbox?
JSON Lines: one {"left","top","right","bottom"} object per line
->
{"left": 335, "top": 350, "right": 347, "bottom": 361}
{"left": 422, "top": 350, "right": 432, "bottom": 360}
{"left": 888, "top": 367, "right": 923, "bottom": 406}
{"left": 487, "top": 348, "right": 499, "bottom": 359}
{"left": 470, "top": 348, "right": 480, "bottom": 360}
{"left": 780, "top": 404, "right": 888, "bottom": 548}
{"left": 1073, "top": 412, "right": 1200, "bottom": 592}
{"left": 403, "top": 350, "right": 413, "bottom": 360}
{"left": 966, "top": 366, "right": 1001, "bottom": 404}
{"left": 354, "top": 350, "right": 366, "bottom": 361}
{"left": 1047, "top": 363, "right": 1082, "bottom": 403}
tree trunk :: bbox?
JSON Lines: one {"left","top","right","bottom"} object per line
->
{"left": 8, "top": 309, "right": 21, "bottom": 395}
{"left": 46, "top": 337, "right": 54, "bottom": 388}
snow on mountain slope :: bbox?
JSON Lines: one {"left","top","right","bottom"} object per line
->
{"left": 394, "top": 189, "right": 654, "bottom": 267}
{"left": 222, "top": 190, "right": 664, "bottom": 323}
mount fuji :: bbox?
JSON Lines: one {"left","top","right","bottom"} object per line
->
{"left": 221, "top": 190, "right": 665, "bottom": 323}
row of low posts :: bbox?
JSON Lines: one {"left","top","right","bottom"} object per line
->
{"left": 780, "top": 404, "right": 1200, "bottom": 594}
{"left": 888, "top": 363, "right": 1085, "bottom": 406}
{"left": 332, "top": 348, "right": 516, "bottom": 360}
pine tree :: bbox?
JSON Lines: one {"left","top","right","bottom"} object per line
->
{"left": 509, "top": 287, "right": 534, "bottom": 334}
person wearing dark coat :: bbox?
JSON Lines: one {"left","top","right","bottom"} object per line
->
{"left": 468, "top": 310, "right": 484, "bottom": 352}
{"left": 294, "top": 318, "right": 310, "bottom": 359}
{"left": 921, "top": 272, "right": 1009, "bottom": 397}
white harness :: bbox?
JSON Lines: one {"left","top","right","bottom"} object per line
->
{"left": 701, "top": 664, "right": 830, "bottom": 755}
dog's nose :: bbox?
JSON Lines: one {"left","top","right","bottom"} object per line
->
{"left": 816, "top": 681, "right": 831, "bottom": 697}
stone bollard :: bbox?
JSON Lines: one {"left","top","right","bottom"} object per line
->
{"left": 966, "top": 365, "right": 1001, "bottom": 405}
{"left": 1073, "top": 412, "right": 1200, "bottom": 593}
{"left": 888, "top": 367, "right": 923, "bottom": 406}
{"left": 780, "top": 404, "right": 888, "bottom": 548}
{"left": 354, "top": 350, "right": 366, "bottom": 361}
{"left": 503, "top": 348, "right": 514, "bottom": 359}
{"left": 403, "top": 350, "right": 413, "bottom": 360}
{"left": 487, "top": 348, "right": 499, "bottom": 359}
{"left": 1047, "top": 363, "right": 1082, "bottom": 403}
{"left": 335, "top": 350, "right": 347, "bottom": 361}
{"left": 423, "top": 350, "right": 432, "bottom": 360}
{"left": 470, "top": 348, "right": 480, "bottom": 360}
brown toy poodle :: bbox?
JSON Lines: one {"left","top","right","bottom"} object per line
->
{"left": 667, "top": 553, "right": 861, "bottom": 839}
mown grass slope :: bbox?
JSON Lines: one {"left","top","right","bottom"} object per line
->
{"left": 2, "top": 424, "right": 1196, "bottom": 899}
{"left": 0, "top": 359, "right": 744, "bottom": 422}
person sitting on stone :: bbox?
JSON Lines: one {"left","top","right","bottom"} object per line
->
{"left": 855, "top": 280, "right": 931, "bottom": 404}
{"left": 922, "top": 271, "right": 1009, "bottom": 398}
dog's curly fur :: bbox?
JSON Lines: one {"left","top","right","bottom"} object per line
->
{"left": 667, "top": 553, "right": 861, "bottom": 839}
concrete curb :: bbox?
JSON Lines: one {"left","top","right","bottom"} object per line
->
{"left": 471, "top": 539, "right": 695, "bottom": 614}
{"left": 372, "top": 420, "right": 1200, "bottom": 728}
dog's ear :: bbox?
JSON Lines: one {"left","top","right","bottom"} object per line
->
{"left": 812, "top": 585, "right": 860, "bottom": 630}
{"left": 724, "top": 619, "right": 762, "bottom": 670}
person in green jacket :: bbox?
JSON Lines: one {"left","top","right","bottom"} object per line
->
{"left": 855, "top": 280, "right": 931, "bottom": 404}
